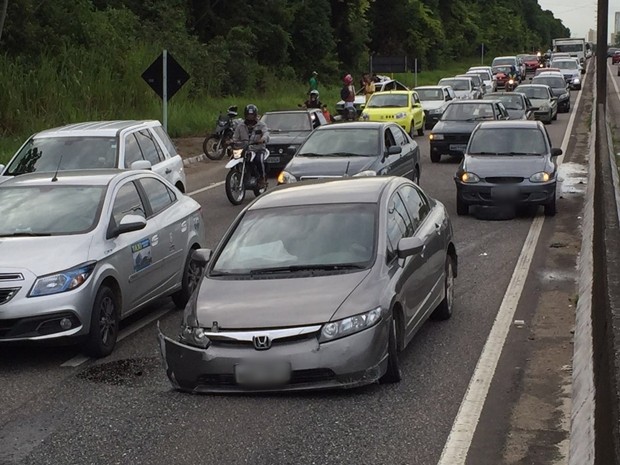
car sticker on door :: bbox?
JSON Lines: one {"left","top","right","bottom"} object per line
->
{"left": 131, "top": 238, "right": 152, "bottom": 272}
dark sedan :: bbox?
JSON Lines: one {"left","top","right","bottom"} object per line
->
{"left": 454, "top": 120, "right": 562, "bottom": 216}
{"left": 429, "top": 100, "right": 510, "bottom": 162}
{"left": 158, "top": 176, "right": 458, "bottom": 392}
{"left": 261, "top": 109, "right": 328, "bottom": 172}
{"left": 482, "top": 92, "right": 535, "bottom": 120}
{"left": 277, "top": 122, "right": 421, "bottom": 185}
{"left": 531, "top": 74, "right": 571, "bottom": 112}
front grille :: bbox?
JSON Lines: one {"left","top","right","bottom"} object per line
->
{"left": 0, "top": 273, "right": 24, "bottom": 282}
{"left": 442, "top": 134, "right": 471, "bottom": 143}
{"left": 197, "top": 368, "right": 336, "bottom": 387}
{"left": 0, "top": 287, "right": 20, "bottom": 305}
{"left": 266, "top": 145, "right": 290, "bottom": 155}
{"left": 485, "top": 177, "right": 524, "bottom": 184}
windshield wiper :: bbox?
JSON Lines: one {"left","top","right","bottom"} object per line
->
{"left": 249, "top": 263, "right": 366, "bottom": 274}
{"left": 466, "top": 116, "right": 494, "bottom": 121}
{"left": 0, "top": 232, "right": 52, "bottom": 237}
{"left": 504, "top": 152, "right": 542, "bottom": 156}
{"left": 299, "top": 152, "right": 322, "bottom": 157}
{"left": 469, "top": 151, "right": 499, "bottom": 155}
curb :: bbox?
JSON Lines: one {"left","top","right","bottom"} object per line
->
{"left": 182, "top": 153, "right": 207, "bottom": 167}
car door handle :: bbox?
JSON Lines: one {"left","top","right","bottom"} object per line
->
{"left": 165, "top": 168, "right": 172, "bottom": 174}
{"left": 420, "top": 244, "right": 427, "bottom": 258}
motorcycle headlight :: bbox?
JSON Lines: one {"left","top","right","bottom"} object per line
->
{"left": 30, "top": 262, "right": 96, "bottom": 297}
{"left": 394, "top": 112, "right": 407, "bottom": 119}
{"left": 529, "top": 171, "right": 552, "bottom": 183}
{"left": 352, "top": 170, "right": 377, "bottom": 177}
{"left": 460, "top": 172, "right": 480, "bottom": 183}
{"left": 180, "top": 325, "right": 211, "bottom": 349}
{"left": 277, "top": 170, "right": 297, "bottom": 184}
{"left": 508, "top": 79, "right": 515, "bottom": 84}
{"left": 429, "top": 133, "right": 444, "bottom": 141}
{"left": 319, "top": 308, "right": 382, "bottom": 342}
{"left": 232, "top": 148, "right": 243, "bottom": 159}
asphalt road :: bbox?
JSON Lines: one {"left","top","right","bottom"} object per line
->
{"left": 0, "top": 81, "right": 584, "bottom": 465}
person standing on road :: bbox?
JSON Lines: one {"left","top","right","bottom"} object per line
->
{"left": 309, "top": 71, "right": 318, "bottom": 92}
{"left": 341, "top": 74, "right": 356, "bottom": 120}
{"left": 363, "top": 73, "right": 376, "bottom": 103}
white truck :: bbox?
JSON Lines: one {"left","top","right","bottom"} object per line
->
{"left": 552, "top": 38, "right": 586, "bottom": 64}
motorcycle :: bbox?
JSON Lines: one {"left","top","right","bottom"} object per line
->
{"left": 203, "top": 105, "right": 241, "bottom": 160}
{"left": 504, "top": 78, "right": 516, "bottom": 92}
{"left": 224, "top": 131, "right": 270, "bottom": 205}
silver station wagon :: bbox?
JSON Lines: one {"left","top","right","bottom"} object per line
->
{"left": 0, "top": 170, "right": 205, "bottom": 357}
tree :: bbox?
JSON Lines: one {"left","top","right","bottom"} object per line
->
{"left": 0, "top": 0, "right": 8, "bottom": 43}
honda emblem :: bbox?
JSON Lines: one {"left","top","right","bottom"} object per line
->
{"left": 253, "top": 335, "right": 271, "bottom": 350}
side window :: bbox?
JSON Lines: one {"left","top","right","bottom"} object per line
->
{"left": 112, "top": 182, "right": 146, "bottom": 225}
{"left": 134, "top": 130, "right": 164, "bottom": 165}
{"left": 395, "top": 82, "right": 408, "bottom": 91}
{"left": 152, "top": 125, "right": 177, "bottom": 156}
{"left": 139, "top": 177, "right": 176, "bottom": 216}
{"left": 384, "top": 81, "right": 396, "bottom": 91}
{"left": 399, "top": 185, "right": 430, "bottom": 231}
{"left": 315, "top": 112, "right": 327, "bottom": 126}
{"left": 124, "top": 133, "right": 144, "bottom": 168}
{"left": 389, "top": 126, "right": 406, "bottom": 146}
{"left": 384, "top": 127, "right": 397, "bottom": 149}
{"left": 386, "top": 193, "right": 414, "bottom": 260}
{"left": 413, "top": 93, "right": 420, "bottom": 104}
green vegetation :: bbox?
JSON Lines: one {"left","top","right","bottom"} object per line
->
{"left": 0, "top": 0, "right": 570, "bottom": 164}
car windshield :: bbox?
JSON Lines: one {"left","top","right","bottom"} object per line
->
{"left": 416, "top": 88, "right": 443, "bottom": 101}
{"left": 298, "top": 128, "right": 379, "bottom": 157}
{"left": 522, "top": 55, "right": 538, "bottom": 61}
{"left": 492, "top": 58, "right": 515, "bottom": 66}
{"left": 469, "top": 128, "right": 547, "bottom": 155}
{"left": 515, "top": 87, "right": 549, "bottom": 100}
{"left": 441, "top": 103, "right": 495, "bottom": 121}
{"left": 261, "top": 113, "right": 311, "bottom": 131}
{"left": 5, "top": 137, "right": 118, "bottom": 176}
{"left": 459, "top": 75, "right": 480, "bottom": 86}
{"left": 0, "top": 185, "right": 105, "bottom": 236}
{"left": 211, "top": 204, "right": 376, "bottom": 274}
{"left": 438, "top": 79, "right": 470, "bottom": 91}
{"left": 483, "top": 95, "right": 524, "bottom": 110}
{"left": 533, "top": 77, "right": 566, "bottom": 88}
{"left": 469, "top": 72, "right": 489, "bottom": 81}
{"left": 366, "top": 94, "right": 409, "bottom": 108}
{"left": 552, "top": 60, "right": 578, "bottom": 70}
{"left": 493, "top": 66, "right": 513, "bottom": 74}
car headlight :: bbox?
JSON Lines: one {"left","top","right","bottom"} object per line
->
{"left": 529, "top": 171, "right": 552, "bottom": 182}
{"left": 429, "top": 133, "right": 444, "bottom": 141}
{"left": 559, "top": 93, "right": 569, "bottom": 100}
{"left": 277, "top": 170, "right": 297, "bottom": 184}
{"left": 573, "top": 77, "right": 580, "bottom": 84}
{"left": 30, "top": 262, "right": 96, "bottom": 297}
{"left": 394, "top": 112, "right": 407, "bottom": 119}
{"left": 319, "top": 308, "right": 382, "bottom": 342}
{"left": 352, "top": 170, "right": 377, "bottom": 177}
{"left": 180, "top": 325, "right": 211, "bottom": 349}
{"left": 539, "top": 104, "right": 550, "bottom": 110}
{"left": 460, "top": 172, "right": 480, "bottom": 183}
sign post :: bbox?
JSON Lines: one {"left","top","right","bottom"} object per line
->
{"left": 162, "top": 50, "right": 168, "bottom": 131}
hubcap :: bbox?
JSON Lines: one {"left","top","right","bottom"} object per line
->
{"left": 207, "top": 138, "right": 223, "bottom": 156}
{"left": 231, "top": 172, "right": 244, "bottom": 201}
{"left": 187, "top": 260, "right": 202, "bottom": 295}
{"left": 446, "top": 261, "right": 454, "bottom": 312}
{"left": 99, "top": 296, "right": 117, "bottom": 345}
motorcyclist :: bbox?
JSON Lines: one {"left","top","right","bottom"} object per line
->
{"left": 302, "top": 90, "right": 322, "bottom": 109}
{"left": 232, "top": 104, "right": 270, "bottom": 188}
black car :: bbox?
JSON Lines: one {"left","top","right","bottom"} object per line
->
{"left": 482, "top": 92, "right": 535, "bottom": 120}
{"left": 277, "top": 122, "right": 421, "bottom": 185}
{"left": 454, "top": 120, "right": 562, "bottom": 216}
{"left": 531, "top": 74, "right": 571, "bottom": 112}
{"left": 261, "top": 109, "right": 328, "bottom": 172}
{"left": 429, "top": 100, "right": 510, "bottom": 162}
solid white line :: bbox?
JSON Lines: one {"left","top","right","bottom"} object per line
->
{"left": 437, "top": 61, "right": 589, "bottom": 465}
{"left": 60, "top": 307, "right": 171, "bottom": 368}
{"left": 188, "top": 180, "right": 225, "bottom": 197}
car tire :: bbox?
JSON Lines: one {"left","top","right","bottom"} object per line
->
{"left": 456, "top": 196, "right": 469, "bottom": 216}
{"left": 83, "top": 285, "right": 119, "bottom": 358}
{"left": 544, "top": 190, "right": 557, "bottom": 217}
{"left": 380, "top": 316, "right": 402, "bottom": 384}
{"left": 430, "top": 151, "right": 441, "bottom": 163}
{"left": 431, "top": 255, "right": 455, "bottom": 321}
{"left": 417, "top": 120, "right": 425, "bottom": 137}
{"left": 172, "top": 248, "right": 203, "bottom": 309}
{"left": 552, "top": 111, "right": 557, "bottom": 121}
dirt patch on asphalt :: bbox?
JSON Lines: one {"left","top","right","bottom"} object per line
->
{"left": 173, "top": 137, "right": 205, "bottom": 159}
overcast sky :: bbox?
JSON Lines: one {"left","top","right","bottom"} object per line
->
{"left": 537, "top": 0, "right": 617, "bottom": 40}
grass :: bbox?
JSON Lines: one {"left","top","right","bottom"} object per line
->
{"left": 0, "top": 53, "right": 486, "bottom": 165}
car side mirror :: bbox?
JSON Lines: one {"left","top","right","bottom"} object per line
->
{"left": 397, "top": 237, "right": 425, "bottom": 259}
{"left": 112, "top": 214, "right": 147, "bottom": 238}
{"left": 287, "top": 146, "right": 297, "bottom": 156}
{"left": 130, "top": 160, "right": 152, "bottom": 171}
{"left": 551, "top": 148, "right": 563, "bottom": 157}
{"left": 581, "top": 68, "right": 585, "bottom": 75}
{"left": 0, "top": 164, "right": 4, "bottom": 172}
{"left": 191, "top": 248, "right": 212, "bottom": 265}
{"left": 387, "top": 145, "right": 402, "bottom": 155}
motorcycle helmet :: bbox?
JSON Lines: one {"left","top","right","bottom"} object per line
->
{"left": 343, "top": 74, "right": 353, "bottom": 85}
{"left": 244, "top": 104, "right": 258, "bottom": 126}
{"left": 309, "top": 89, "right": 319, "bottom": 100}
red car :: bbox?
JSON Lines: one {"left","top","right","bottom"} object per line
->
{"left": 521, "top": 55, "right": 540, "bottom": 72}
{"left": 612, "top": 51, "right": 620, "bottom": 64}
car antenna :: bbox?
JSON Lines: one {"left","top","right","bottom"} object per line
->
{"left": 51, "top": 153, "right": 64, "bottom": 182}
{"left": 344, "top": 161, "right": 350, "bottom": 177}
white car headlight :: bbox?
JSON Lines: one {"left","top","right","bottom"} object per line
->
{"left": 180, "top": 325, "right": 211, "bottom": 349}
{"left": 460, "top": 172, "right": 480, "bottom": 183}
{"left": 30, "top": 262, "right": 96, "bottom": 297}
{"left": 277, "top": 170, "right": 297, "bottom": 184}
{"left": 352, "top": 170, "right": 377, "bottom": 177}
{"left": 573, "top": 77, "right": 580, "bottom": 84}
{"left": 319, "top": 308, "right": 382, "bottom": 342}
{"left": 394, "top": 112, "right": 407, "bottom": 119}
{"left": 529, "top": 171, "right": 552, "bottom": 183}
{"left": 539, "top": 104, "right": 550, "bottom": 110}
{"left": 429, "top": 133, "right": 444, "bottom": 141}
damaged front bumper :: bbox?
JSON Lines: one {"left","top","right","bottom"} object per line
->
{"left": 157, "top": 320, "right": 389, "bottom": 393}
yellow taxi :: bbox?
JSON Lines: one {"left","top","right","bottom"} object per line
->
{"left": 360, "top": 91, "right": 426, "bottom": 137}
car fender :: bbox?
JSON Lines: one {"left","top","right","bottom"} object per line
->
{"left": 225, "top": 159, "right": 243, "bottom": 169}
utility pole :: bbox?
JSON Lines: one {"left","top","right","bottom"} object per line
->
{"left": 596, "top": 0, "right": 607, "bottom": 113}
{"left": 0, "top": 0, "right": 8, "bottom": 43}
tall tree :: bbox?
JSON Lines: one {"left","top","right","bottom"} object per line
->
{"left": 0, "top": 0, "right": 8, "bottom": 43}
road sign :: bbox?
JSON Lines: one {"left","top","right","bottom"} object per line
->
{"left": 141, "top": 51, "right": 190, "bottom": 100}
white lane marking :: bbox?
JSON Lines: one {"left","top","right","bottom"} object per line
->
{"left": 61, "top": 308, "right": 171, "bottom": 368}
{"left": 188, "top": 180, "right": 225, "bottom": 197}
{"left": 437, "top": 62, "right": 589, "bottom": 464}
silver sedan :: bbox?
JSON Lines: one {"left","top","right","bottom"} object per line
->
{"left": 0, "top": 170, "right": 205, "bottom": 357}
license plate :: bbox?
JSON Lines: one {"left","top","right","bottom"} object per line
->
{"left": 491, "top": 186, "right": 520, "bottom": 200}
{"left": 449, "top": 144, "right": 467, "bottom": 152}
{"left": 265, "top": 157, "right": 280, "bottom": 163}
{"left": 235, "top": 361, "right": 291, "bottom": 387}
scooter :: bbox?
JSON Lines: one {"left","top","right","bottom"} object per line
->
{"left": 224, "top": 131, "right": 270, "bottom": 205}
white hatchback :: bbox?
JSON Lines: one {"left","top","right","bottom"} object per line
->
{"left": 0, "top": 120, "right": 187, "bottom": 192}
